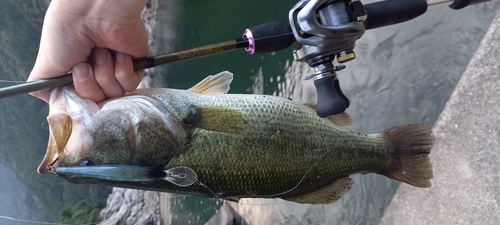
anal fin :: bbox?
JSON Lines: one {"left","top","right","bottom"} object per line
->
{"left": 282, "top": 177, "right": 353, "bottom": 204}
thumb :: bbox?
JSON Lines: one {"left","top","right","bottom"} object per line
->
{"left": 27, "top": 33, "right": 91, "bottom": 102}
{"left": 27, "top": 53, "right": 70, "bottom": 103}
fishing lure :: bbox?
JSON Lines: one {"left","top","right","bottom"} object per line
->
{"left": 54, "top": 165, "right": 198, "bottom": 187}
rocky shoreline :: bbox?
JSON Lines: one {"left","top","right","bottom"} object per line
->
{"left": 98, "top": 1, "right": 162, "bottom": 224}
{"left": 379, "top": 9, "right": 500, "bottom": 225}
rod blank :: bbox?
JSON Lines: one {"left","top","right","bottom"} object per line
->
{"left": 0, "top": 40, "right": 241, "bottom": 99}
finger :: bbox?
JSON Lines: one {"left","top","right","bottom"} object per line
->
{"left": 72, "top": 62, "right": 106, "bottom": 102}
{"left": 103, "top": 17, "right": 150, "bottom": 59}
{"left": 93, "top": 48, "right": 125, "bottom": 98}
{"left": 134, "top": 69, "right": 145, "bottom": 89}
{"left": 114, "top": 52, "right": 142, "bottom": 92}
{"left": 28, "top": 63, "right": 63, "bottom": 103}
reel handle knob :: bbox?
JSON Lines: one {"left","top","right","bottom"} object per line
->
{"left": 314, "top": 76, "right": 350, "bottom": 117}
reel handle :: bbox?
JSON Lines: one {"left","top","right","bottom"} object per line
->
{"left": 314, "top": 76, "right": 350, "bottom": 117}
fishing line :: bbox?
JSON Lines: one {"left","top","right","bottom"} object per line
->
{"left": 250, "top": 32, "right": 293, "bottom": 44}
{"left": 0, "top": 79, "right": 27, "bottom": 83}
{"left": 0, "top": 194, "right": 201, "bottom": 225}
{"left": 165, "top": 192, "right": 290, "bottom": 206}
{"left": 165, "top": 192, "right": 289, "bottom": 206}
{"left": 230, "top": 199, "right": 289, "bottom": 206}
{"left": 0, "top": 215, "right": 120, "bottom": 225}
{"left": 195, "top": 149, "right": 331, "bottom": 202}
{"left": 0, "top": 152, "right": 325, "bottom": 225}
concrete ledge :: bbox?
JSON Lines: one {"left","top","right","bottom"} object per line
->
{"left": 379, "top": 10, "right": 500, "bottom": 225}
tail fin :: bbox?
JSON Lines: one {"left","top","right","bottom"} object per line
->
{"left": 379, "top": 123, "right": 435, "bottom": 188}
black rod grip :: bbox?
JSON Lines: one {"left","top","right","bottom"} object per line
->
{"left": 364, "top": 0, "right": 428, "bottom": 30}
{"left": 450, "top": 0, "right": 490, "bottom": 9}
{"left": 243, "top": 21, "right": 294, "bottom": 54}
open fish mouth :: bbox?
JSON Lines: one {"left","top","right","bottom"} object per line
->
{"left": 37, "top": 112, "right": 72, "bottom": 174}
{"left": 38, "top": 87, "right": 98, "bottom": 174}
{"left": 38, "top": 86, "right": 186, "bottom": 175}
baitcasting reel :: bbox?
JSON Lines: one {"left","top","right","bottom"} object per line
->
{"left": 287, "top": 0, "right": 490, "bottom": 117}
{"left": 289, "top": 0, "right": 367, "bottom": 117}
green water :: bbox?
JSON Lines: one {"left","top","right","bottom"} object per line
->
{"left": 151, "top": 1, "right": 500, "bottom": 225}
{"left": 151, "top": 0, "right": 297, "bottom": 93}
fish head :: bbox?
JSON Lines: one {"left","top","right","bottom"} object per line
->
{"left": 37, "top": 86, "right": 97, "bottom": 174}
{"left": 38, "top": 87, "right": 185, "bottom": 179}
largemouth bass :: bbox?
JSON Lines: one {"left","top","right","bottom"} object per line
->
{"left": 38, "top": 71, "right": 434, "bottom": 204}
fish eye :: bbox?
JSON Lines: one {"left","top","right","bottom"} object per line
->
{"left": 79, "top": 159, "right": 96, "bottom": 166}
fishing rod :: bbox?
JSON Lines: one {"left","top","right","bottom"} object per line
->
{"left": 0, "top": 0, "right": 490, "bottom": 117}
{"left": 0, "top": 25, "right": 294, "bottom": 99}
{"left": 0, "top": 19, "right": 296, "bottom": 99}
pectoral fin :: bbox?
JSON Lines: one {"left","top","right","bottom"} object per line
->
{"left": 183, "top": 106, "right": 245, "bottom": 133}
{"left": 283, "top": 177, "right": 353, "bottom": 204}
{"left": 189, "top": 71, "right": 234, "bottom": 94}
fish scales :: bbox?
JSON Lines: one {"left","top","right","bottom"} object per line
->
{"left": 142, "top": 89, "right": 391, "bottom": 198}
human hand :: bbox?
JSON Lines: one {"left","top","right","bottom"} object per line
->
{"left": 28, "top": 0, "right": 149, "bottom": 103}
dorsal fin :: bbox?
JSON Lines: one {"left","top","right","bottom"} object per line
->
{"left": 225, "top": 196, "right": 241, "bottom": 202}
{"left": 302, "top": 103, "right": 316, "bottom": 110}
{"left": 302, "top": 103, "right": 355, "bottom": 128}
{"left": 188, "top": 71, "right": 234, "bottom": 94}
{"left": 329, "top": 112, "right": 355, "bottom": 128}
{"left": 283, "top": 177, "right": 353, "bottom": 204}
